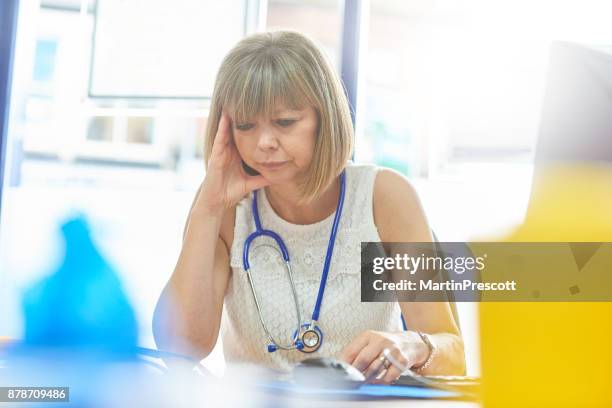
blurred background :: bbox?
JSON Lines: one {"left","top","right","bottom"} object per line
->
{"left": 1, "top": 0, "right": 611, "bottom": 378}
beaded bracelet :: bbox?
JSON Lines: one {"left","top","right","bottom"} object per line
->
{"left": 413, "top": 331, "right": 436, "bottom": 373}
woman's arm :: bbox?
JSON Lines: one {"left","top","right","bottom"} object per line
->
{"left": 152, "top": 112, "right": 270, "bottom": 360}
{"left": 375, "top": 168, "right": 465, "bottom": 375}
{"left": 340, "top": 168, "right": 465, "bottom": 382}
{"left": 152, "top": 187, "right": 233, "bottom": 360}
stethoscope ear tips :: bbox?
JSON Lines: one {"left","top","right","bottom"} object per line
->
{"left": 295, "top": 340, "right": 305, "bottom": 350}
{"left": 267, "top": 344, "right": 278, "bottom": 353}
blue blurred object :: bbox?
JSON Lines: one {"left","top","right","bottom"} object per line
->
{"left": 21, "top": 214, "right": 138, "bottom": 353}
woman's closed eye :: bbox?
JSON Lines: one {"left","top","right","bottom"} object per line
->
{"left": 234, "top": 118, "right": 296, "bottom": 131}
{"left": 235, "top": 122, "right": 255, "bottom": 131}
{"left": 275, "top": 118, "right": 297, "bottom": 127}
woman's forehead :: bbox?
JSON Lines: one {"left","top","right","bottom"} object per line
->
{"left": 222, "top": 71, "right": 314, "bottom": 119}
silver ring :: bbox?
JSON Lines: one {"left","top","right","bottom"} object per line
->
{"left": 383, "top": 348, "right": 411, "bottom": 374}
{"left": 379, "top": 354, "right": 391, "bottom": 370}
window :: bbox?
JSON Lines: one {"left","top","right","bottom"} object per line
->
{"left": 359, "top": 0, "right": 612, "bottom": 178}
{"left": 266, "top": 0, "right": 343, "bottom": 70}
{"left": 1, "top": 1, "right": 259, "bottom": 376}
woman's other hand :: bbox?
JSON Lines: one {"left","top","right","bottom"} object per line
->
{"left": 339, "top": 330, "right": 430, "bottom": 384}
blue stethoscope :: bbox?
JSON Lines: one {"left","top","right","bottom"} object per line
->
{"left": 242, "top": 171, "right": 346, "bottom": 353}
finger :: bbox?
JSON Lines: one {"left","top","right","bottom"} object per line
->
{"left": 339, "top": 333, "right": 370, "bottom": 365}
{"left": 211, "top": 112, "right": 232, "bottom": 156}
{"left": 380, "top": 364, "right": 402, "bottom": 384}
{"left": 351, "top": 343, "right": 382, "bottom": 373}
{"left": 363, "top": 355, "right": 386, "bottom": 383}
{"left": 380, "top": 348, "right": 408, "bottom": 384}
{"left": 217, "top": 112, "right": 232, "bottom": 144}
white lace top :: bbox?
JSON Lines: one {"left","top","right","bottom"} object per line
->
{"left": 222, "top": 163, "right": 402, "bottom": 372}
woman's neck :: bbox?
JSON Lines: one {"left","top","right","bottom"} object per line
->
{"left": 264, "top": 177, "right": 340, "bottom": 225}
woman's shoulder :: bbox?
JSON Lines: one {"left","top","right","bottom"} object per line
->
{"left": 341, "top": 162, "right": 420, "bottom": 221}
{"left": 345, "top": 162, "right": 413, "bottom": 187}
{"left": 344, "top": 162, "right": 418, "bottom": 200}
{"left": 372, "top": 166, "right": 418, "bottom": 200}
{"left": 371, "top": 166, "right": 430, "bottom": 242}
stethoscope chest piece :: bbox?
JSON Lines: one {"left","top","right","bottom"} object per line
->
{"left": 295, "top": 324, "right": 323, "bottom": 353}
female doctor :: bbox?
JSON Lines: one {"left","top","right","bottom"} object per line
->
{"left": 153, "top": 31, "right": 465, "bottom": 383}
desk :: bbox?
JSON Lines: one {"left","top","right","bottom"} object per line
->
{"left": 263, "top": 397, "right": 478, "bottom": 407}
{"left": 0, "top": 354, "right": 479, "bottom": 407}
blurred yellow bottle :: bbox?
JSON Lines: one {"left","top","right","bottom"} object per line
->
{"left": 480, "top": 164, "right": 612, "bottom": 407}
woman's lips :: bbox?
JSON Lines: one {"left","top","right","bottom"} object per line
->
{"left": 258, "top": 161, "right": 288, "bottom": 170}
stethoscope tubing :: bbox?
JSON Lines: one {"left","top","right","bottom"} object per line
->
{"left": 243, "top": 193, "right": 303, "bottom": 350}
{"left": 311, "top": 172, "right": 346, "bottom": 322}
{"left": 245, "top": 258, "right": 302, "bottom": 350}
{"left": 242, "top": 171, "right": 346, "bottom": 351}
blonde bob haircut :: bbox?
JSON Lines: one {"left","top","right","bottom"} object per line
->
{"left": 204, "top": 30, "right": 354, "bottom": 203}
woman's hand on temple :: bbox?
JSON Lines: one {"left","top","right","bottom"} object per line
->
{"left": 197, "top": 112, "right": 271, "bottom": 215}
{"left": 339, "top": 330, "right": 429, "bottom": 384}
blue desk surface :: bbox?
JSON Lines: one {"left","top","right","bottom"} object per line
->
{"left": 259, "top": 380, "right": 460, "bottom": 400}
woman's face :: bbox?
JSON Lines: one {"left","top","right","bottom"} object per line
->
{"left": 230, "top": 105, "right": 318, "bottom": 185}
